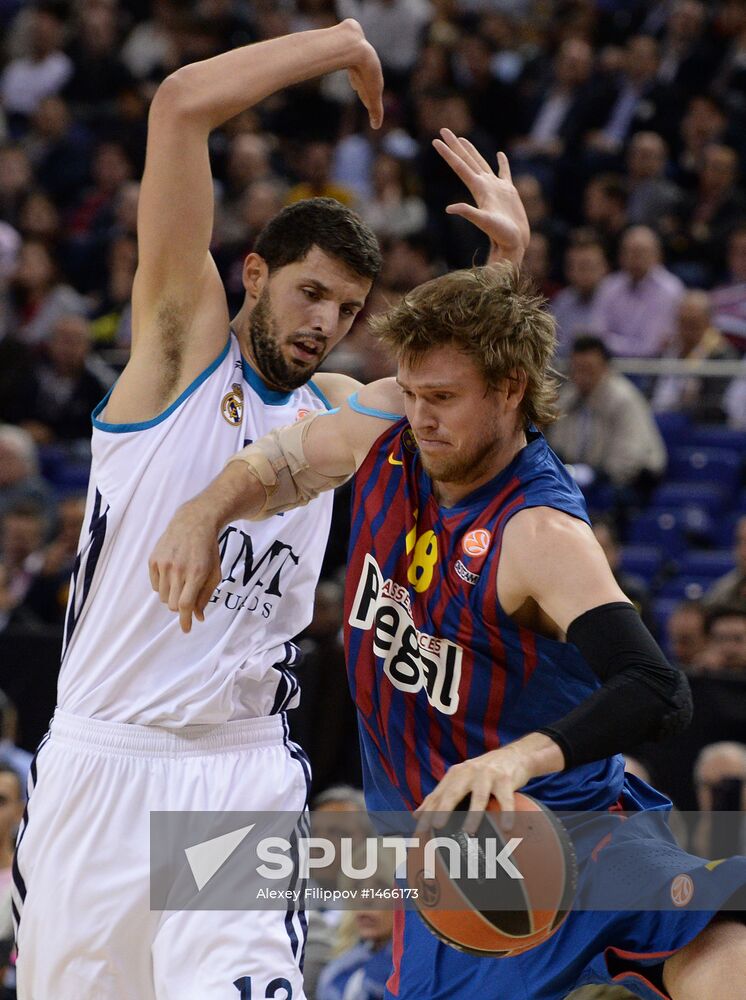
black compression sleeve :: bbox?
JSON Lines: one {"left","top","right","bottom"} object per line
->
{"left": 537, "top": 602, "right": 693, "bottom": 771}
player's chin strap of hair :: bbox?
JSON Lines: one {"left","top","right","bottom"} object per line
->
{"left": 537, "top": 602, "right": 693, "bottom": 771}
{"left": 225, "top": 411, "right": 352, "bottom": 521}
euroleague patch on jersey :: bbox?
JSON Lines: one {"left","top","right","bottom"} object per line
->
{"left": 670, "top": 874, "right": 694, "bottom": 907}
{"left": 349, "top": 553, "right": 462, "bottom": 715}
{"left": 296, "top": 408, "right": 310, "bottom": 421}
{"left": 462, "top": 528, "right": 491, "bottom": 557}
{"left": 221, "top": 383, "right": 244, "bottom": 425}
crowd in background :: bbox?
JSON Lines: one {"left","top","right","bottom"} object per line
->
{"left": 1, "top": 2, "right": 746, "bottom": 995}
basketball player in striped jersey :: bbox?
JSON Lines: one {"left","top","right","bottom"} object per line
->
{"left": 154, "top": 200, "right": 746, "bottom": 997}
{"left": 13, "top": 22, "right": 534, "bottom": 1000}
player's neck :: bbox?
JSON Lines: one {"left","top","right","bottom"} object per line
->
{"left": 231, "top": 317, "right": 291, "bottom": 395}
{"left": 432, "top": 427, "right": 528, "bottom": 508}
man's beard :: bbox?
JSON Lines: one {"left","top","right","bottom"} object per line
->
{"left": 418, "top": 433, "right": 501, "bottom": 488}
{"left": 249, "top": 289, "right": 324, "bottom": 391}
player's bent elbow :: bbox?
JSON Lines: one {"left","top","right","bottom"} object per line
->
{"left": 149, "top": 70, "right": 206, "bottom": 127}
{"left": 654, "top": 669, "right": 693, "bottom": 742}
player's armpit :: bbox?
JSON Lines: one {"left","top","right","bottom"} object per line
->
{"left": 498, "top": 506, "right": 628, "bottom": 633}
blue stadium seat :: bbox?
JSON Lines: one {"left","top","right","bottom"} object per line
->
{"left": 689, "top": 425, "right": 746, "bottom": 452}
{"left": 668, "top": 447, "right": 742, "bottom": 493}
{"left": 657, "top": 577, "right": 714, "bottom": 601}
{"left": 619, "top": 545, "right": 662, "bottom": 583}
{"left": 627, "top": 511, "right": 686, "bottom": 556}
{"left": 652, "top": 482, "right": 729, "bottom": 516}
{"left": 654, "top": 412, "right": 691, "bottom": 449}
{"left": 678, "top": 550, "right": 735, "bottom": 579}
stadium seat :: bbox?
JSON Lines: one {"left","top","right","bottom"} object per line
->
{"left": 678, "top": 550, "right": 735, "bottom": 578}
{"left": 657, "top": 577, "right": 714, "bottom": 601}
{"left": 619, "top": 545, "right": 662, "bottom": 583}
{"left": 652, "top": 482, "right": 729, "bottom": 516}
{"left": 688, "top": 425, "right": 746, "bottom": 453}
{"left": 627, "top": 511, "right": 686, "bottom": 556}
{"left": 668, "top": 447, "right": 742, "bottom": 494}
{"left": 654, "top": 412, "right": 691, "bottom": 449}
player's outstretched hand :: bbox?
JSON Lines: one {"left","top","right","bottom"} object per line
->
{"left": 433, "top": 128, "right": 529, "bottom": 268}
{"left": 342, "top": 19, "right": 384, "bottom": 130}
{"left": 149, "top": 501, "right": 222, "bottom": 634}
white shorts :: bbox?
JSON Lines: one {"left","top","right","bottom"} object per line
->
{"left": 14, "top": 709, "right": 310, "bottom": 1000}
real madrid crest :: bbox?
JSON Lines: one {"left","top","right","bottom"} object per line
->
{"left": 221, "top": 383, "right": 244, "bottom": 426}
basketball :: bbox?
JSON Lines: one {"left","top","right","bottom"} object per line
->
{"left": 407, "top": 793, "right": 577, "bottom": 957}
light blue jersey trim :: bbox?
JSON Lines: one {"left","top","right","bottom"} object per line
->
{"left": 348, "top": 391, "right": 401, "bottom": 421}
{"left": 309, "top": 380, "right": 333, "bottom": 410}
{"left": 91, "top": 336, "right": 232, "bottom": 433}
{"left": 241, "top": 357, "right": 293, "bottom": 405}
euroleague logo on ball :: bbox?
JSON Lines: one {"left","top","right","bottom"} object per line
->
{"left": 462, "top": 529, "right": 491, "bottom": 557}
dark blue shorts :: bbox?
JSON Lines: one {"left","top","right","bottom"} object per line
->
{"left": 385, "top": 784, "right": 746, "bottom": 1000}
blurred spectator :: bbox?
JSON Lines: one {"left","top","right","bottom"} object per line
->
{"left": 0, "top": 560, "right": 42, "bottom": 634}
{"left": 703, "top": 515, "right": 746, "bottom": 609}
{"left": 89, "top": 233, "right": 137, "bottom": 346}
{"left": 668, "top": 143, "right": 746, "bottom": 283}
{"left": 651, "top": 289, "right": 737, "bottom": 421}
{"left": 655, "top": 0, "right": 718, "bottom": 97}
{"left": 23, "top": 96, "right": 93, "bottom": 210}
{"left": 692, "top": 741, "right": 746, "bottom": 858}
{"left": 0, "top": 502, "right": 46, "bottom": 608}
{"left": 63, "top": 0, "right": 132, "bottom": 125}
{"left": 581, "top": 173, "right": 628, "bottom": 261}
{"left": 592, "top": 225, "right": 685, "bottom": 357}
{"left": 548, "top": 335, "right": 667, "bottom": 490}
{"left": 288, "top": 580, "right": 361, "bottom": 793}
{"left": 511, "top": 38, "right": 595, "bottom": 168}
{"left": 703, "top": 604, "right": 746, "bottom": 674}
{"left": 666, "top": 599, "right": 708, "bottom": 673}
{"left": 549, "top": 234, "right": 609, "bottom": 355}
{"left": 625, "top": 131, "right": 682, "bottom": 228}
{"left": 304, "top": 785, "right": 370, "bottom": 998}
{"left": 453, "top": 33, "right": 519, "bottom": 151}
{"left": 286, "top": 141, "right": 356, "bottom": 206}
{"left": 520, "top": 231, "right": 559, "bottom": 300}
{"left": 592, "top": 519, "right": 654, "bottom": 630}
{"left": 5, "top": 314, "right": 114, "bottom": 445}
{"left": 317, "top": 840, "right": 395, "bottom": 1000}
{"left": 674, "top": 94, "right": 729, "bottom": 190}
{"left": 0, "top": 4, "right": 72, "bottom": 125}
{"left": 711, "top": 225, "right": 746, "bottom": 353}
{"left": 120, "top": 0, "right": 182, "bottom": 81}
{"left": 8, "top": 239, "right": 89, "bottom": 345}
{"left": 359, "top": 154, "right": 426, "bottom": 240}
{"left": 0, "top": 764, "right": 22, "bottom": 896}
{"left": 336, "top": 0, "right": 431, "bottom": 87}
{"left": 0, "top": 144, "right": 33, "bottom": 228}
{"left": 0, "top": 426, "right": 55, "bottom": 525}
{"left": 584, "top": 35, "right": 676, "bottom": 157}
{"left": 0, "top": 691, "right": 32, "bottom": 784}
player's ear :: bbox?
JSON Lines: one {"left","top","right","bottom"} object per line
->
{"left": 242, "top": 253, "right": 269, "bottom": 301}
{"left": 504, "top": 370, "right": 527, "bottom": 410}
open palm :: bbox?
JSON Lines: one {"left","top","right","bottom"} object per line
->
{"left": 433, "top": 128, "right": 530, "bottom": 267}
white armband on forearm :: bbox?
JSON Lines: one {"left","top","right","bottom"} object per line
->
{"left": 225, "top": 412, "right": 352, "bottom": 520}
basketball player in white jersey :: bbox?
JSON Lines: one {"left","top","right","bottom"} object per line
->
{"left": 12, "top": 21, "right": 386, "bottom": 1000}
{"left": 13, "top": 19, "right": 528, "bottom": 999}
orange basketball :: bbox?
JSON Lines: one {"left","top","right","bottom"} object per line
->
{"left": 407, "top": 793, "right": 577, "bottom": 957}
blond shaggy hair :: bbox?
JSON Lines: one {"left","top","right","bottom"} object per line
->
{"left": 371, "top": 263, "right": 559, "bottom": 427}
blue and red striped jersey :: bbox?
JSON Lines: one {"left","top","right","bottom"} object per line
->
{"left": 344, "top": 420, "right": 625, "bottom": 814}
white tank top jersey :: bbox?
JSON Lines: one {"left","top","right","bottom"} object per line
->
{"left": 56, "top": 331, "right": 334, "bottom": 727}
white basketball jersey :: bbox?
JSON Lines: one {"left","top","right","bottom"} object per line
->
{"left": 57, "top": 332, "right": 334, "bottom": 726}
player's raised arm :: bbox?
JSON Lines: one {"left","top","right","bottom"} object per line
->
{"left": 432, "top": 129, "right": 530, "bottom": 268}
{"left": 107, "top": 20, "right": 383, "bottom": 423}
{"left": 148, "top": 378, "right": 403, "bottom": 632}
